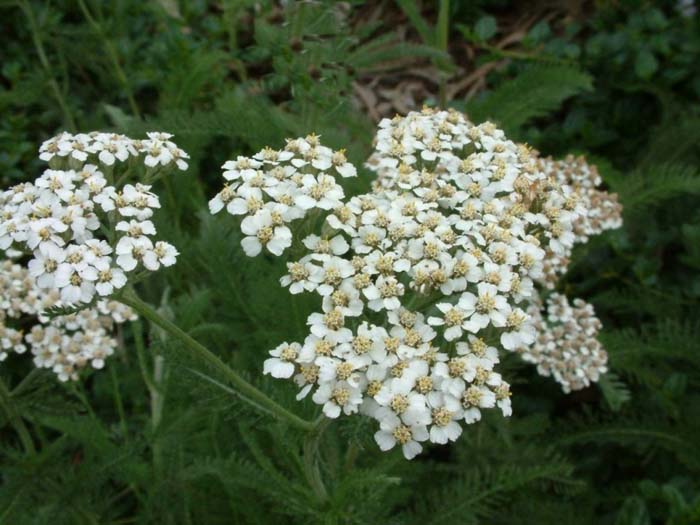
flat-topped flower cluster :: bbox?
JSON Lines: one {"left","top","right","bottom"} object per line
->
{"left": 220, "top": 107, "right": 622, "bottom": 459}
{"left": 518, "top": 293, "right": 608, "bottom": 392}
{"left": 0, "top": 131, "right": 189, "bottom": 378}
{"left": 507, "top": 155, "right": 621, "bottom": 392}
{"left": 0, "top": 259, "right": 135, "bottom": 381}
{"left": 209, "top": 135, "right": 356, "bottom": 257}
{"left": 0, "top": 131, "right": 187, "bottom": 306}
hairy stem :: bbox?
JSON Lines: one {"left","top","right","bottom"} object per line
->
{"left": 117, "top": 288, "right": 315, "bottom": 432}
{"left": 131, "top": 317, "right": 164, "bottom": 473}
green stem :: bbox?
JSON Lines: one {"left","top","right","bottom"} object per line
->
{"left": 290, "top": 293, "right": 303, "bottom": 341}
{"left": 436, "top": 0, "right": 450, "bottom": 109}
{"left": 109, "top": 366, "right": 128, "bottom": 438}
{"left": 117, "top": 288, "right": 315, "bottom": 432}
{"left": 151, "top": 354, "right": 166, "bottom": 475}
{"left": 76, "top": 0, "right": 141, "bottom": 118}
{"left": 151, "top": 355, "right": 165, "bottom": 431}
{"left": 132, "top": 318, "right": 157, "bottom": 392}
{"left": 130, "top": 316, "right": 166, "bottom": 481}
{"left": 18, "top": 0, "right": 76, "bottom": 130}
{"left": 303, "top": 416, "right": 331, "bottom": 501}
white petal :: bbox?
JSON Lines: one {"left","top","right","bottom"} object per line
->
{"left": 241, "top": 237, "right": 262, "bottom": 257}
{"left": 402, "top": 441, "right": 422, "bottom": 459}
{"left": 374, "top": 430, "right": 396, "bottom": 452}
{"left": 323, "top": 402, "right": 341, "bottom": 419}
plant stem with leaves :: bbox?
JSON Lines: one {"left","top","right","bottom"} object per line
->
{"left": 117, "top": 288, "right": 316, "bottom": 432}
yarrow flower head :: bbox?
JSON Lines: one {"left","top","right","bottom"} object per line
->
{"left": 252, "top": 107, "right": 618, "bottom": 460}
{"left": 0, "top": 131, "right": 189, "bottom": 307}
{"left": 517, "top": 293, "right": 608, "bottom": 393}
{"left": 0, "top": 258, "right": 135, "bottom": 381}
{"left": 209, "top": 134, "right": 356, "bottom": 257}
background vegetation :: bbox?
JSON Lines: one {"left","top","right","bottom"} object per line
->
{"left": 1, "top": 0, "right": 699, "bottom": 523}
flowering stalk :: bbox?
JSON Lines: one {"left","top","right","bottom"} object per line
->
{"left": 117, "top": 288, "right": 315, "bottom": 432}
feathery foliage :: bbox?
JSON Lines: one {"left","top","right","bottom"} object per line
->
{"left": 464, "top": 65, "right": 593, "bottom": 136}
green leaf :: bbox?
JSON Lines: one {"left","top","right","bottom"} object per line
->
{"left": 395, "top": 0, "right": 434, "bottom": 46}
{"left": 614, "top": 164, "right": 700, "bottom": 214}
{"left": 528, "top": 21, "right": 550, "bottom": 43}
{"left": 639, "top": 115, "right": 700, "bottom": 167}
{"left": 41, "top": 300, "right": 97, "bottom": 319}
{"left": 599, "top": 373, "right": 632, "bottom": 411}
{"left": 103, "top": 104, "right": 136, "bottom": 131}
{"left": 347, "top": 38, "right": 451, "bottom": 72}
{"left": 616, "top": 496, "right": 651, "bottom": 525}
{"left": 465, "top": 65, "right": 593, "bottom": 135}
{"left": 474, "top": 16, "right": 497, "bottom": 41}
{"left": 414, "top": 452, "right": 580, "bottom": 525}
{"left": 635, "top": 50, "right": 658, "bottom": 79}
{"left": 663, "top": 373, "right": 688, "bottom": 398}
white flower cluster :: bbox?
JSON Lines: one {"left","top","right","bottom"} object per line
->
{"left": 258, "top": 108, "right": 595, "bottom": 459}
{"left": 535, "top": 155, "right": 623, "bottom": 287}
{"left": 508, "top": 155, "right": 620, "bottom": 392}
{"left": 0, "top": 259, "right": 135, "bottom": 381}
{"left": 38, "top": 131, "right": 189, "bottom": 170}
{"left": 0, "top": 131, "right": 188, "bottom": 306}
{"left": 517, "top": 293, "right": 608, "bottom": 393}
{"left": 209, "top": 135, "right": 356, "bottom": 256}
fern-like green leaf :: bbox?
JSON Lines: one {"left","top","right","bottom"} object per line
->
{"left": 639, "top": 115, "right": 700, "bottom": 168}
{"left": 413, "top": 454, "right": 579, "bottom": 525}
{"left": 613, "top": 164, "right": 700, "bottom": 214}
{"left": 465, "top": 65, "right": 593, "bottom": 135}
{"left": 395, "top": 0, "right": 435, "bottom": 46}
{"left": 41, "top": 300, "right": 96, "bottom": 319}
{"left": 599, "top": 372, "right": 632, "bottom": 411}
{"left": 347, "top": 38, "right": 451, "bottom": 72}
